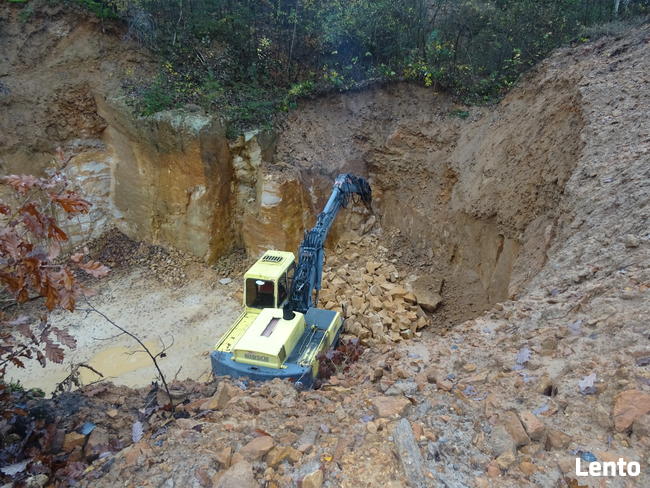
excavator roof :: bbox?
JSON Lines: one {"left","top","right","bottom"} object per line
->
{"left": 244, "top": 250, "right": 295, "bottom": 281}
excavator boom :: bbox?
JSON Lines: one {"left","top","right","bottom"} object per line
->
{"left": 284, "top": 173, "right": 371, "bottom": 317}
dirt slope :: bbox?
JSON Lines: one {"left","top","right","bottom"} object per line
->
{"left": 68, "top": 26, "right": 650, "bottom": 488}
{"left": 269, "top": 65, "right": 584, "bottom": 330}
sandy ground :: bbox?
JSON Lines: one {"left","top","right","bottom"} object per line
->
{"left": 5, "top": 264, "right": 241, "bottom": 394}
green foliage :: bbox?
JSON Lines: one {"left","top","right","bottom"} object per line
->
{"left": 53, "top": 0, "right": 118, "bottom": 19}
{"left": 18, "top": 3, "right": 34, "bottom": 23}
{"left": 75, "top": 0, "right": 649, "bottom": 132}
{"left": 139, "top": 77, "right": 174, "bottom": 116}
{"left": 6, "top": 381, "right": 45, "bottom": 397}
{"left": 7, "top": 380, "right": 24, "bottom": 393}
{"left": 450, "top": 109, "right": 470, "bottom": 119}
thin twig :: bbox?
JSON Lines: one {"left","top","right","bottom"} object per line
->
{"left": 54, "top": 362, "right": 105, "bottom": 395}
{"left": 82, "top": 297, "right": 175, "bottom": 410}
{"left": 91, "top": 331, "right": 127, "bottom": 341}
{"left": 173, "top": 365, "right": 183, "bottom": 382}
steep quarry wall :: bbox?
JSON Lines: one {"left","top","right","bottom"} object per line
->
{"left": 1, "top": 2, "right": 587, "bottom": 325}
{"left": 97, "top": 100, "right": 235, "bottom": 261}
{"left": 0, "top": 4, "right": 238, "bottom": 260}
{"left": 270, "top": 79, "right": 584, "bottom": 322}
{"left": 0, "top": 2, "right": 149, "bottom": 243}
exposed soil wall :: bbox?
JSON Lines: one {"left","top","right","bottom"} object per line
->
{"left": 269, "top": 77, "right": 584, "bottom": 324}
{"left": 97, "top": 99, "right": 235, "bottom": 261}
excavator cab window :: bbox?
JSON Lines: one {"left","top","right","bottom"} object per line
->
{"left": 246, "top": 279, "right": 275, "bottom": 309}
{"left": 277, "top": 263, "right": 296, "bottom": 307}
{"left": 276, "top": 263, "right": 294, "bottom": 307}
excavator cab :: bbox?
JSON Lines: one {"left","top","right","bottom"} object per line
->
{"left": 242, "top": 251, "right": 295, "bottom": 310}
{"left": 215, "top": 251, "right": 296, "bottom": 362}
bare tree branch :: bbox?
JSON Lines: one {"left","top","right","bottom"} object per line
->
{"left": 81, "top": 297, "right": 175, "bottom": 410}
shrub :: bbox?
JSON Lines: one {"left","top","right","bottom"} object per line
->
{"left": 139, "top": 78, "right": 175, "bottom": 116}
{"left": 69, "top": 0, "right": 650, "bottom": 129}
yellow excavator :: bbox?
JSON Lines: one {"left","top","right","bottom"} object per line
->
{"left": 211, "top": 174, "right": 371, "bottom": 388}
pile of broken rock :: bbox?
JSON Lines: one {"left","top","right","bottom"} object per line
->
{"left": 319, "top": 237, "right": 439, "bottom": 344}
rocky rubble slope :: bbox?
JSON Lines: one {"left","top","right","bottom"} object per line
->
{"left": 2, "top": 12, "right": 649, "bottom": 488}
{"left": 68, "top": 28, "right": 650, "bottom": 488}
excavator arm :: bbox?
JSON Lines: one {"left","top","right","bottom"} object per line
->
{"left": 283, "top": 173, "right": 371, "bottom": 319}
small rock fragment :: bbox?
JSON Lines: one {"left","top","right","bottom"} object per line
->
{"left": 436, "top": 378, "right": 453, "bottom": 391}
{"left": 612, "top": 389, "right": 650, "bottom": 432}
{"left": 392, "top": 418, "right": 428, "bottom": 488}
{"left": 301, "top": 466, "right": 324, "bottom": 488}
{"left": 519, "top": 411, "right": 545, "bottom": 441}
{"left": 371, "top": 396, "right": 411, "bottom": 418}
{"left": 545, "top": 428, "right": 571, "bottom": 450}
{"left": 462, "top": 363, "right": 477, "bottom": 373}
{"left": 84, "top": 427, "right": 110, "bottom": 459}
{"left": 215, "top": 461, "right": 257, "bottom": 488}
{"left": 519, "top": 461, "right": 537, "bottom": 476}
{"left": 414, "top": 289, "right": 442, "bottom": 313}
{"left": 215, "top": 446, "right": 232, "bottom": 468}
{"left": 63, "top": 432, "right": 85, "bottom": 452}
{"left": 486, "top": 461, "right": 500, "bottom": 478}
{"left": 265, "top": 446, "right": 301, "bottom": 467}
{"left": 203, "top": 382, "right": 240, "bottom": 410}
{"left": 239, "top": 435, "right": 275, "bottom": 461}
{"left": 622, "top": 234, "right": 640, "bottom": 248}
{"left": 501, "top": 411, "right": 530, "bottom": 447}
{"left": 25, "top": 474, "right": 49, "bottom": 488}
{"left": 496, "top": 450, "right": 516, "bottom": 470}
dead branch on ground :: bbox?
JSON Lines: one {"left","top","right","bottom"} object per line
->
{"left": 79, "top": 298, "right": 175, "bottom": 410}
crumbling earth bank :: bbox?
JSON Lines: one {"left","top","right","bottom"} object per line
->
{"left": 69, "top": 28, "right": 650, "bottom": 488}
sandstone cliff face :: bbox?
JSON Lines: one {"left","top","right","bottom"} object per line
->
{"left": 97, "top": 100, "right": 235, "bottom": 261}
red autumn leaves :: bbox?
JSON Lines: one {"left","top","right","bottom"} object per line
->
{"left": 0, "top": 163, "right": 109, "bottom": 374}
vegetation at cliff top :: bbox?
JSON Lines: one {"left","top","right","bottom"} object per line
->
{"left": 46, "top": 0, "right": 650, "bottom": 134}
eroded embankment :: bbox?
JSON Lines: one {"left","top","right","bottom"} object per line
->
{"left": 268, "top": 74, "right": 584, "bottom": 328}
